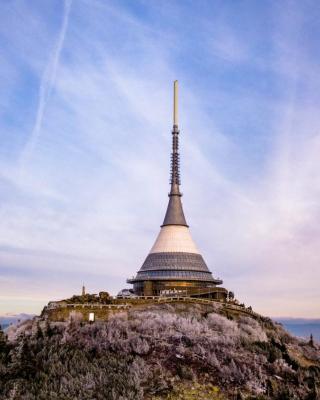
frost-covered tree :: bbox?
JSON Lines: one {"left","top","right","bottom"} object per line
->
{"left": 0, "top": 304, "right": 318, "bottom": 399}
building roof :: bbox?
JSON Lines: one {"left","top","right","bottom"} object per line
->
{"left": 127, "top": 252, "right": 222, "bottom": 284}
{"left": 150, "top": 226, "right": 199, "bottom": 254}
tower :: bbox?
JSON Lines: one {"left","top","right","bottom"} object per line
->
{"left": 128, "top": 81, "right": 227, "bottom": 299}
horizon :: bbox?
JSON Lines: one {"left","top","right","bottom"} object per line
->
{"left": 1, "top": 0, "right": 320, "bottom": 317}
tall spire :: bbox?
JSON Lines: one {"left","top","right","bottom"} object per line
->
{"left": 162, "top": 81, "right": 188, "bottom": 227}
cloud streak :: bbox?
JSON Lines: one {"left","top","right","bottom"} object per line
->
{"left": 20, "top": 0, "right": 72, "bottom": 165}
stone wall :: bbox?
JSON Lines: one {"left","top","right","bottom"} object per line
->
{"left": 42, "top": 304, "right": 130, "bottom": 322}
{"left": 42, "top": 297, "right": 261, "bottom": 322}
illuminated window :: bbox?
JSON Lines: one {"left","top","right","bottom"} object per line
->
{"left": 89, "top": 312, "right": 95, "bottom": 322}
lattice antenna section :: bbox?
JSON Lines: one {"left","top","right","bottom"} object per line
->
{"left": 170, "top": 130, "right": 181, "bottom": 186}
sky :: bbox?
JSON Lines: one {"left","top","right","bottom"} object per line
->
{"left": 0, "top": 0, "right": 320, "bottom": 318}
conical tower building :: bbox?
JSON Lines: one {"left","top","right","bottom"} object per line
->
{"left": 128, "top": 81, "right": 227, "bottom": 299}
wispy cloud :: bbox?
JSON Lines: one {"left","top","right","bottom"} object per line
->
{"left": 20, "top": 0, "right": 72, "bottom": 165}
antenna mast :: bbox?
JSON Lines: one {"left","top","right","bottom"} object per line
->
{"left": 170, "top": 80, "right": 180, "bottom": 194}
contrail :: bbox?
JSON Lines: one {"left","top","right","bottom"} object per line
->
{"left": 20, "top": 0, "right": 72, "bottom": 165}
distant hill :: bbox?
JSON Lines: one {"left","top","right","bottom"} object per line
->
{"left": 0, "top": 303, "right": 319, "bottom": 399}
{"left": 276, "top": 318, "right": 320, "bottom": 342}
{"left": 0, "top": 313, "right": 35, "bottom": 330}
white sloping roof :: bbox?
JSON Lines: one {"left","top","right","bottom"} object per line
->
{"left": 149, "top": 225, "right": 199, "bottom": 254}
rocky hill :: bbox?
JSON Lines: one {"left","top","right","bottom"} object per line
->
{"left": 0, "top": 303, "right": 319, "bottom": 399}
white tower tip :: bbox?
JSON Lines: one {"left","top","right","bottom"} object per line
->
{"left": 173, "top": 80, "right": 178, "bottom": 126}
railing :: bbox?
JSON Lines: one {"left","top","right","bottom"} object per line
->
{"left": 158, "top": 287, "right": 227, "bottom": 298}
{"left": 224, "top": 303, "right": 261, "bottom": 318}
{"left": 47, "top": 303, "right": 131, "bottom": 310}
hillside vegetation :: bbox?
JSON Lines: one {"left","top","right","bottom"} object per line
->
{"left": 0, "top": 303, "right": 319, "bottom": 399}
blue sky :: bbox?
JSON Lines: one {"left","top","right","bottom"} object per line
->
{"left": 1, "top": 0, "right": 320, "bottom": 317}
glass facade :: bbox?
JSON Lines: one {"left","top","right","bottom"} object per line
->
{"left": 131, "top": 280, "right": 228, "bottom": 298}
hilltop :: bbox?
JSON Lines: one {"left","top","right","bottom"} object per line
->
{"left": 0, "top": 303, "right": 319, "bottom": 399}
